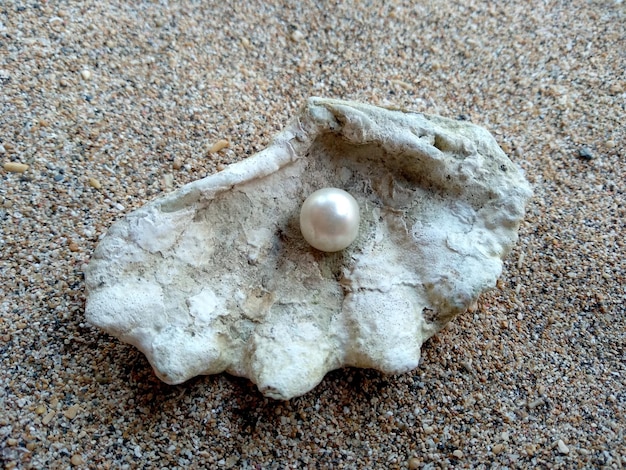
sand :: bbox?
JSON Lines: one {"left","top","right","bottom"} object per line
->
{"left": 1, "top": 1, "right": 624, "bottom": 468}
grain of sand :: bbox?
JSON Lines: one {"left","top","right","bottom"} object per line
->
{"left": 1, "top": 1, "right": 624, "bottom": 468}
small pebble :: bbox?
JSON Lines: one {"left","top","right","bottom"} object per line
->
{"left": 291, "top": 30, "right": 305, "bottom": 42}
{"left": 35, "top": 404, "right": 47, "bottom": 415}
{"left": 88, "top": 177, "right": 102, "bottom": 189}
{"left": 557, "top": 439, "right": 569, "bottom": 454}
{"left": 3, "top": 162, "right": 29, "bottom": 173}
{"left": 390, "top": 79, "right": 412, "bottom": 90}
{"left": 578, "top": 147, "right": 593, "bottom": 160}
{"left": 42, "top": 410, "right": 56, "bottom": 425}
{"left": 54, "top": 174, "right": 64, "bottom": 182}
{"left": 69, "top": 242, "right": 80, "bottom": 252}
{"left": 208, "top": 139, "right": 230, "bottom": 154}
{"left": 172, "top": 158, "right": 183, "bottom": 170}
{"left": 408, "top": 457, "right": 421, "bottom": 469}
{"left": 7, "top": 438, "right": 18, "bottom": 446}
{"left": 80, "top": 69, "right": 91, "bottom": 80}
{"left": 64, "top": 404, "right": 80, "bottom": 419}
{"left": 453, "top": 449, "right": 464, "bottom": 459}
{"left": 492, "top": 443, "right": 505, "bottom": 454}
{"left": 162, "top": 173, "right": 174, "bottom": 190}
{"left": 70, "top": 454, "right": 85, "bottom": 466}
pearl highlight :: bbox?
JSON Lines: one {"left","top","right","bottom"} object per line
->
{"left": 299, "top": 188, "right": 360, "bottom": 252}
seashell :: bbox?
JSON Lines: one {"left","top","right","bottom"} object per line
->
{"left": 84, "top": 98, "right": 532, "bottom": 400}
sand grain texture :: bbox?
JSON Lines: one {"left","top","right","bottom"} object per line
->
{"left": 0, "top": 1, "right": 624, "bottom": 468}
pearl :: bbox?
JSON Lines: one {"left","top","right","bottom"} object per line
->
{"left": 300, "top": 188, "right": 360, "bottom": 252}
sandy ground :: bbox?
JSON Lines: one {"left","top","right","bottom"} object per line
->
{"left": 1, "top": 1, "right": 624, "bottom": 468}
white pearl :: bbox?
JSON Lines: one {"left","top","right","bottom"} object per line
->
{"left": 300, "top": 188, "right": 360, "bottom": 252}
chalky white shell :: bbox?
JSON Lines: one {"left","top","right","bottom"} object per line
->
{"left": 85, "top": 98, "right": 532, "bottom": 400}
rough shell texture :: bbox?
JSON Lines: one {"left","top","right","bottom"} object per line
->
{"left": 84, "top": 98, "right": 532, "bottom": 400}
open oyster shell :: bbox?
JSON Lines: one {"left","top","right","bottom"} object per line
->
{"left": 85, "top": 98, "right": 532, "bottom": 400}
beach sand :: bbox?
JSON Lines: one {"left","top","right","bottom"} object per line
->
{"left": 1, "top": 1, "right": 624, "bottom": 468}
